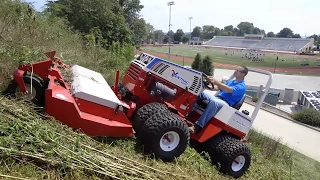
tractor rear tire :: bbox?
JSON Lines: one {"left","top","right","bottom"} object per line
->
{"left": 140, "top": 110, "right": 189, "bottom": 162}
{"left": 2, "top": 75, "right": 45, "bottom": 106}
{"left": 132, "top": 102, "right": 168, "bottom": 137}
{"left": 215, "top": 139, "right": 252, "bottom": 178}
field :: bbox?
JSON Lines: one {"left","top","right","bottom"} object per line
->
{"left": 140, "top": 45, "right": 320, "bottom": 75}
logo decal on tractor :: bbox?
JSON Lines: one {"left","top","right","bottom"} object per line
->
{"left": 171, "top": 70, "right": 189, "bottom": 85}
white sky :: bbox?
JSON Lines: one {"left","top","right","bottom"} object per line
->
{"left": 139, "top": 0, "right": 319, "bottom": 36}
{"left": 26, "top": 0, "right": 319, "bottom": 36}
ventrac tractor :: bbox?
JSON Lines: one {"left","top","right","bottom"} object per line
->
{"left": 2, "top": 51, "right": 273, "bottom": 178}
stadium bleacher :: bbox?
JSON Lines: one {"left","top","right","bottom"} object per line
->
{"left": 203, "top": 35, "right": 313, "bottom": 53}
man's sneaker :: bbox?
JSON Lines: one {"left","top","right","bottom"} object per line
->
{"left": 189, "top": 124, "right": 201, "bottom": 134}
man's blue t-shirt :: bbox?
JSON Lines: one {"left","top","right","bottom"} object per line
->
{"left": 218, "top": 79, "right": 246, "bottom": 106}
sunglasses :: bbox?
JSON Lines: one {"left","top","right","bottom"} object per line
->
{"left": 235, "top": 69, "right": 245, "bottom": 73}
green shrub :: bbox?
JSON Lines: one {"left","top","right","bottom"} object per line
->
{"left": 252, "top": 95, "right": 259, "bottom": 102}
{"left": 191, "top": 53, "right": 202, "bottom": 70}
{"left": 199, "top": 55, "right": 214, "bottom": 76}
{"left": 290, "top": 109, "right": 320, "bottom": 127}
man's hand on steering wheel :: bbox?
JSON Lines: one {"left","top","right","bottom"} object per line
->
{"left": 203, "top": 76, "right": 216, "bottom": 90}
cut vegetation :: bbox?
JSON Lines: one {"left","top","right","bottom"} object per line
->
{"left": 0, "top": 0, "right": 320, "bottom": 179}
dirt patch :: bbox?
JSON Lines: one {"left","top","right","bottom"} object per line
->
{"left": 137, "top": 49, "right": 320, "bottom": 75}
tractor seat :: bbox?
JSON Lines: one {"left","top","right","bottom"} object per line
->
{"left": 196, "top": 95, "right": 246, "bottom": 110}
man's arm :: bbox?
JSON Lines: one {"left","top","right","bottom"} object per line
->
{"left": 210, "top": 77, "right": 245, "bottom": 96}
{"left": 214, "top": 80, "right": 232, "bottom": 93}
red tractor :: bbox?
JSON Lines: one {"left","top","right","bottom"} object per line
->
{"left": 2, "top": 51, "right": 273, "bottom": 178}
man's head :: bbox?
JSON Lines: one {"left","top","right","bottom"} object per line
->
{"left": 234, "top": 66, "right": 248, "bottom": 80}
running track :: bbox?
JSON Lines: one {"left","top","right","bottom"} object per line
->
{"left": 136, "top": 50, "right": 320, "bottom": 75}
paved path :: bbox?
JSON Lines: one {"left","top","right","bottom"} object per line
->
{"left": 241, "top": 103, "right": 320, "bottom": 162}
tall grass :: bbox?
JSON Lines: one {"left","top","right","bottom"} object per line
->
{"left": 0, "top": 0, "right": 134, "bottom": 92}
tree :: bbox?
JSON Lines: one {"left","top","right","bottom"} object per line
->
{"left": 145, "top": 23, "right": 154, "bottom": 43}
{"left": 199, "top": 55, "right": 214, "bottom": 76}
{"left": 277, "top": 28, "right": 294, "bottom": 38}
{"left": 119, "top": 0, "right": 144, "bottom": 26}
{"left": 191, "top": 53, "right": 202, "bottom": 70}
{"left": 153, "top": 30, "right": 165, "bottom": 43}
{"left": 182, "top": 35, "right": 189, "bottom": 43}
{"left": 223, "top": 25, "right": 234, "bottom": 36}
{"left": 167, "top": 30, "right": 174, "bottom": 43}
{"left": 224, "top": 25, "right": 233, "bottom": 32}
{"left": 309, "top": 34, "right": 319, "bottom": 45}
{"left": 45, "top": 0, "right": 133, "bottom": 46}
{"left": 44, "top": 0, "right": 151, "bottom": 47}
{"left": 132, "top": 18, "right": 149, "bottom": 43}
{"left": 173, "top": 29, "right": 184, "bottom": 42}
{"left": 292, "top": 33, "right": 301, "bottom": 38}
{"left": 202, "top": 25, "right": 216, "bottom": 39}
{"left": 237, "top": 22, "right": 254, "bottom": 36}
{"left": 267, "top": 32, "right": 275, "bottom": 37}
{"left": 253, "top": 27, "right": 262, "bottom": 34}
{"left": 115, "top": 0, "right": 148, "bottom": 45}
{"left": 163, "top": 35, "right": 169, "bottom": 44}
{"left": 191, "top": 26, "right": 201, "bottom": 37}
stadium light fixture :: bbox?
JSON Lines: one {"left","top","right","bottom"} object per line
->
{"left": 189, "top": 17, "right": 193, "bottom": 44}
{"left": 189, "top": 17, "right": 193, "bottom": 33}
{"left": 167, "top": 1, "right": 174, "bottom": 59}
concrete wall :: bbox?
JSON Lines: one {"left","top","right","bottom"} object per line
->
{"left": 246, "top": 85, "right": 300, "bottom": 103}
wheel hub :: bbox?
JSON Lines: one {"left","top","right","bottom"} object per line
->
{"left": 159, "top": 131, "right": 180, "bottom": 152}
{"left": 232, "top": 155, "right": 246, "bottom": 172}
{"left": 15, "top": 84, "right": 37, "bottom": 101}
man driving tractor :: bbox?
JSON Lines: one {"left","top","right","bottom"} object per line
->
{"left": 189, "top": 66, "right": 249, "bottom": 134}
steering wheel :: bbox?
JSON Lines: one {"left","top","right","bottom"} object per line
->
{"left": 202, "top": 74, "right": 215, "bottom": 90}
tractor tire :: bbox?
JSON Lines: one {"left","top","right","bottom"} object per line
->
{"left": 132, "top": 102, "right": 168, "bottom": 137}
{"left": 140, "top": 110, "right": 189, "bottom": 162}
{"left": 204, "top": 133, "right": 238, "bottom": 165}
{"left": 215, "top": 139, "right": 252, "bottom": 178}
{"left": 2, "top": 75, "right": 45, "bottom": 106}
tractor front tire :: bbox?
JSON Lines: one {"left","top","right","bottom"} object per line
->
{"left": 2, "top": 75, "right": 45, "bottom": 106}
{"left": 205, "top": 133, "right": 238, "bottom": 165}
{"left": 215, "top": 139, "right": 252, "bottom": 178}
{"left": 140, "top": 110, "right": 189, "bottom": 162}
{"left": 132, "top": 102, "right": 168, "bottom": 136}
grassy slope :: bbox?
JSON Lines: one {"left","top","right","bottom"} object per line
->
{"left": 142, "top": 46, "right": 320, "bottom": 69}
{"left": 1, "top": 98, "right": 320, "bottom": 180}
{"left": 1, "top": 1, "right": 320, "bottom": 180}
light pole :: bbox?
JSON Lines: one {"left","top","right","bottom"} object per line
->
{"left": 167, "top": 1, "right": 174, "bottom": 59}
{"left": 189, "top": 17, "right": 193, "bottom": 45}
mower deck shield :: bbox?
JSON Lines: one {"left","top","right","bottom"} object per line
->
{"left": 44, "top": 67, "right": 134, "bottom": 137}
{"left": 71, "top": 65, "right": 123, "bottom": 111}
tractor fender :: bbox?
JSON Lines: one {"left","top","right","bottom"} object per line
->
{"left": 13, "top": 69, "right": 27, "bottom": 93}
{"left": 191, "top": 122, "right": 224, "bottom": 143}
{"left": 162, "top": 101, "right": 178, "bottom": 114}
